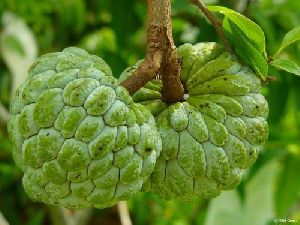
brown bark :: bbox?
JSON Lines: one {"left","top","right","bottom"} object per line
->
{"left": 121, "top": 0, "right": 184, "bottom": 103}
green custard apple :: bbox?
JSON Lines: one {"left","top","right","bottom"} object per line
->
{"left": 119, "top": 60, "right": 167, "bottom": 117}
{"left": 7, "top": 47, "right": 162, "bottom": 209}
{"left": 119, "top": 42, "right": 269, "bottom": 201}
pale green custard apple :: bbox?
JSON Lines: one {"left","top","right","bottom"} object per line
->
{"left": 119, "top": 42, "right": 269, "bottom": 200}
{"left": 7, "top": 47, "right": 162, "bottom": 209}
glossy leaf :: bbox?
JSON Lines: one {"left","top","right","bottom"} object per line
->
{"left": 270, "top": 59, "right": 300, "bottom": 76}
{"left": 208, "top": 5, "right": 266, "bottom": 55}
{"left": 223, "top": 18, "right": 268, "bottom": 80}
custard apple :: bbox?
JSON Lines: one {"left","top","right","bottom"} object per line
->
{"left": 7, "top": 47, "right": 162, "bottom": 208}
{"left": 119, "top": 42, "right": 269, "bottom": 200}
{"left": 119, "top": 60, "right": 167, "bottom": 117}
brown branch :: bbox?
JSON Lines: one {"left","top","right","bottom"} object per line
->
{"left": 121, "top": 0, "right": 184, "bottom": 103}
{"left": 189, "top": 0, "right": 233, "bottom": 52}
{"left": 159, "top": 0, "right": 184, "bottom": 103}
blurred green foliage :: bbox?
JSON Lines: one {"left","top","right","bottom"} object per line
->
{"left": 0, "top": 0, "right": 300, "bottom": 225}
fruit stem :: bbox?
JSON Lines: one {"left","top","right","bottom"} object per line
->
{"left": 118, "top": 201, "right": 132, "bottom": 225}
{"left": 48, "top": 206, "right": 92, "bottom": 225}
{"left": 189, "top": 0, "right": 233, "bottom": 52}
{"left": 121, "top": 0, "right": 184, "bottom": 103}
{"left": 0, "top": 210, "right": 9, "bottom": 225}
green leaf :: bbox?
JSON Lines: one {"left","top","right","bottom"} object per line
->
{"left": 273, "top": 26, "right": 300, "bottom": 58}
{"left": 205, "top": 160, "right": 279, "bottom": 225}
{"left": 26, "top": 209, "right": 45, "bottom": 225}
{"left": 206, "top": 190, "right": 242, "bottom": 225}
{"left": 80, "top": 28, "right": 117, "bottom": 53}
{"left": 270, "top": 59, "right": 300, "bottom": 76}
{"left": 243, "top": 160, "right": 279, "bottom": 225}
{"left": 275, "top": 155, "right": 300, "bottom": 217}
{"left": 1, "top": 35, "right": 25, "bottom": 56}
{"left": 0, "top": 12, "right": 38, "bottom": 92}
{"left": 208, "top": 5, "right": 266, "bottom": 55}
{"left": 223, "top": 18, "right": 268, "bottom": 80}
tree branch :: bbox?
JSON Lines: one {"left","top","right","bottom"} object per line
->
{"left": 121, "top": 0, "right": 184, "bottom": 103}
{"left": 189, "top": 0, "right": 233, "bottom": 52}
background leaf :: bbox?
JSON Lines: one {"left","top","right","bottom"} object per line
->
{"left": 275, "top": 154, "right": 300, "bottom": 217}
{"left": 205, "top": 160, "right": 278, "bottom": 225}
{"left": 243, "top": 160, "right": 279, "bottom": 225}
{"left": 205, "top": 190, "right": 242, "bottom": 225}
{"left": 0, "top": 12, "right": 38, "bottom": 93}
{"left": 206, "top": 160, "right": 279, "bottom": 225}
{"left": 273, "top": 26, "right": 300, "bottom": 58}
{"left": 1, "top": 35, "right": 25, "bottom": 56}
{"left": 270, "top": 59, "right": 300, "bottom": 76}
{"left": 79, "top": 28, "right": 117, "bottom": 53}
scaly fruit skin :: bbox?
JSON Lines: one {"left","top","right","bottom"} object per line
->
{"left": 120, "top": 42, "right": 269, "bottom": 201}
{"left": 119, "top": 60, "right": 167, "bottom": 117}
{"left": 7, "top": 47, "right": 162, "bottom": 209}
